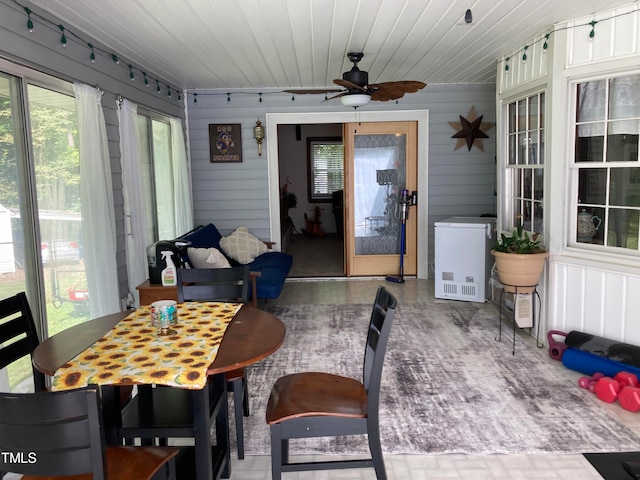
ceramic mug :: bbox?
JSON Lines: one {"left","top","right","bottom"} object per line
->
{"left": 151, "top": 300, "right": 177, "bottom": 329}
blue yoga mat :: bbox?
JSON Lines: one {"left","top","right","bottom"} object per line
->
{"left": 562, "top": 347, "right": 640, "bottom": 378}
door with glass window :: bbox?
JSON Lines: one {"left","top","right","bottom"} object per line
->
{"left": 344, "top": 121, "right": 417, "bottom": 276}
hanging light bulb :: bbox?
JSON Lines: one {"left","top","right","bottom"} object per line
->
{"left": 522, "top": 45, "right": 528, "bottom": 63}
{"left": 24, "top": 7, "right": 33, "bottom": 32}
{"left": 465, "top": 8, "right": 472, "bottom": 24}
{"left": 227, "top": 93, "right": 231, "bottom": 103}
{"left": 167, "top": 85, "right": 171, "bottom": 97}
{"left": 58, "top": 25, "right": 67, "bottom": 47}
{"left": 143, "top": 72, "right": 149, "bottom": 86}
{"left": 156, "top": 80, "right": 161, "bottom": 93}
{"left": 504, "top": 57, "right": 510, "bottom": 74}
{"left": 88, "top": 43, "right": 96, "bottom": 62}
{"left": 542, "top": 34, "right": 550, "bottom": 53}
{"left": 589, "top": 20, "right": 597, "bottom": 40}
{"left": 129, "top": 65, "right": 135, "bottom": 80}
{"left": 112, "top": 54, "right": 119, "bottom": 64}
{"left": 259, "top": 93, "right": 263, "bottom": 103}
{"left": 194, "top": 93, "right": 198, "bottom": 104}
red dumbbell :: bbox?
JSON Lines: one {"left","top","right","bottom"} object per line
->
{"left": 595, "top": 377, "right": 622, "bottom": 403}
{"left": 619, "top": 386, "right": 640, "bottom": 412}
{"left": 614, "top": 371, "right": 639, "bottom": 388}
{"left": 578, "top": 372, "right": 605, "bottom": 390}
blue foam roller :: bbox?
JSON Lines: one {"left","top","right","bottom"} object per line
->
{"left": 562, "top": 347, "right": 640, "bottom": 378}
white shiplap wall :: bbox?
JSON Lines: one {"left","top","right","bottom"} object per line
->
{"left": 497, "top": 3, "right": 640, "bottom": 343}
{"left": 548, "top": 5, "right": 640, "bottom": 343}
{"left": 186, "top": 83, "right": 497, "bottom": 276}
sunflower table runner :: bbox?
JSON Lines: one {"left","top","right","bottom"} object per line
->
{"left": 52, "top": 302, "right": 242, "bottom": 391}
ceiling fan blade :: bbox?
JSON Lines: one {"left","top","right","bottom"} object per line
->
{"left": 368, "top": 81, "right": 427, "bottom": 101}
{"left": 333, "top": 79, "right": 366, "bottom": 92}
{"left": 282, "top": 88, "right": 343, "bottom": 94}
{"left": 368, "top": 81, "right": 427, "bottom": 92}
{"left": 323, "top": 92, "right": 348, "bottom": 102}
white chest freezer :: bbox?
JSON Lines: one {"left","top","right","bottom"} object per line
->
{"left": 434, "top": 217, "right": 496, "bottom": 302}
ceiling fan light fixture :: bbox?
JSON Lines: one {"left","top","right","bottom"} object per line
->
{"left": 341, "top": 94, "right": 370, "bottom": 108}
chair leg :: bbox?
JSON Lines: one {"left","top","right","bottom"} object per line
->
{"left": 242, "top": 376, "right": 250, "bottom": 417}
{"left": 368, "top": 426, "right": 387, "bottom": 480}
{"left": 269, "top": 424, "right": 282, "bottom": 480}
{"left": 231, "top": 378, "right": 245, "bottom": 459}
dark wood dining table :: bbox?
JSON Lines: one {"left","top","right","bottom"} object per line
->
{"left": 32, "top": 304, "right": 285, "bottom": 480}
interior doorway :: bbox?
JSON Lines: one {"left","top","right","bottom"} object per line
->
{"left": 276, "top": 123, "right": 345, "bottom": 278}
{"left": 267, "top": 110, "right": 430, "bottom": 279}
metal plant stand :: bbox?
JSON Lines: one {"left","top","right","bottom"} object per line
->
{"left": 495, "top": 283, "right": 543, "bottom": 355}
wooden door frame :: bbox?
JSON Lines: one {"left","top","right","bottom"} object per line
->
{"left": 266, "top": 110, "right": 429, "bottom": 279}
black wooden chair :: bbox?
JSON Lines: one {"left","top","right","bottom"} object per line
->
{"left": 0, "top": 292, "right": 45, "bottom": 393}
{"left": 0, "top": 292, "right": 134, "bottom": 406}
{"left": 177, "top": 265, "right": 252, "bottom": 459}
{"left": 0, "top": 385, "right": 178, "bottom": 480}
{"left": 266, "top": 285, "right": 397, "bottom": 480}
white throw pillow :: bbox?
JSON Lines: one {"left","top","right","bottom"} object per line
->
{"left": 187, "top": 247, "right": 231, "bottom": 269}
{"left": 220, "top": 226, "right": 268, "bottom": 264}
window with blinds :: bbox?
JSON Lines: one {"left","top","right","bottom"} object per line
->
{"left": 307, "top": 137, "right": 344, "bottom": 202}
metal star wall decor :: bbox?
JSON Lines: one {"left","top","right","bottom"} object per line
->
{"left": 449, "top": 106, "right": 494, "bottom": 152}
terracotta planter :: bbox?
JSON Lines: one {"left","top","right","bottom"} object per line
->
{"left": 491, "top": 250, "right": 548, "bottom": 293}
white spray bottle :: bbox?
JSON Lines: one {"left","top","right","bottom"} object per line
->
{"left": 160, "top": 251, "right": 177, "bottom": 286}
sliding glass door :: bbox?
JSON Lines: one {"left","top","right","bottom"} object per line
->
{"left": 0, "top": 68, "right": 87, "bottom": 392}
{"left": 0, "top": 73, "right": 30, "bottom": 305}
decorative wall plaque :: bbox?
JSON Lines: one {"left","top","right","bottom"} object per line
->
{"left": 209, "top": 124, "right": 242, "bottom": 162}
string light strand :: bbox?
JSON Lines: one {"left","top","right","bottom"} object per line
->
{"left": 500, "top": 6, "right": 640, "bottom": 72}
{"left": 6, "top": 0, "right": 181, "bottom": 102}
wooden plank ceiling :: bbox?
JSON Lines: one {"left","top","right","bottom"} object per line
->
{"left": 28, "top": 0, "right": 637, "bottom": 90}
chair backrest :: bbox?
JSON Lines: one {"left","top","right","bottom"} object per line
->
{"left": 362, "top": 286, "right": 397, "bottom": 414}
{"left": 177, "top": 266, "right": 250, "bottom": 304}
{"left": 0, "top": 292, "right": 45, "bottom": 392}
{"left": 0, "top": 385, "right": 107, "bottom": 479}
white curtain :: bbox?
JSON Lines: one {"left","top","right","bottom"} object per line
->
{"left": 578, "top": 74, "right": 640, "bottom": 136}
{"left": 118, "top": 99, "right": 151, "bottom": 306}
{"left": 73, "top": 83, "right": 120, "bottom": 317}
{"left": 170, "top": 117, "right": 193, "bottom": 236}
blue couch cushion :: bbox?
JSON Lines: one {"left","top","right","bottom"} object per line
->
{"left": 248, "top": 251, "right": 293, "bottom": 300}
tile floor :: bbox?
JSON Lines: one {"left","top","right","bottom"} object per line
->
{"left": 233, "top": 277, "right": 624, "bottom": 479}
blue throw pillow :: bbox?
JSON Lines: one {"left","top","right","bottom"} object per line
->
{"left": 179, "top": 223, "right": 223, "bottom": 249}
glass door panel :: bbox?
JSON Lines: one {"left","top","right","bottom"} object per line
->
{"left": 345, "top": 121, "right": 417, "bottom": 276}
{"left": 0, "top": 73, "right": 33, "bottom": 392}
{"left": 27, "top": 85, "right": 87, "bottom": 337}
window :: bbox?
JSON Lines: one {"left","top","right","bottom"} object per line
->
{"left": 505, "top": 92, "right": 545, "bottom": 235}
{"left": 137, "top": 113, "right": 174, "bottom": 241}
{"left": 572, "top": 74, "right": 640, "bottom": 252}
{"left": 307, "top": 137, "right": 344, "bottom": 202}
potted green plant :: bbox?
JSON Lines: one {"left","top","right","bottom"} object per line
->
{"left": 280, "top": 178, "right": 297, "bottom": 220}
{"left": 491, "top": 225, "right": 548, "bottom": 293}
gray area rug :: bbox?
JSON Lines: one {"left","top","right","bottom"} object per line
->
{"left": 239, "top": 302, "right": 640, "bottom": 455}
